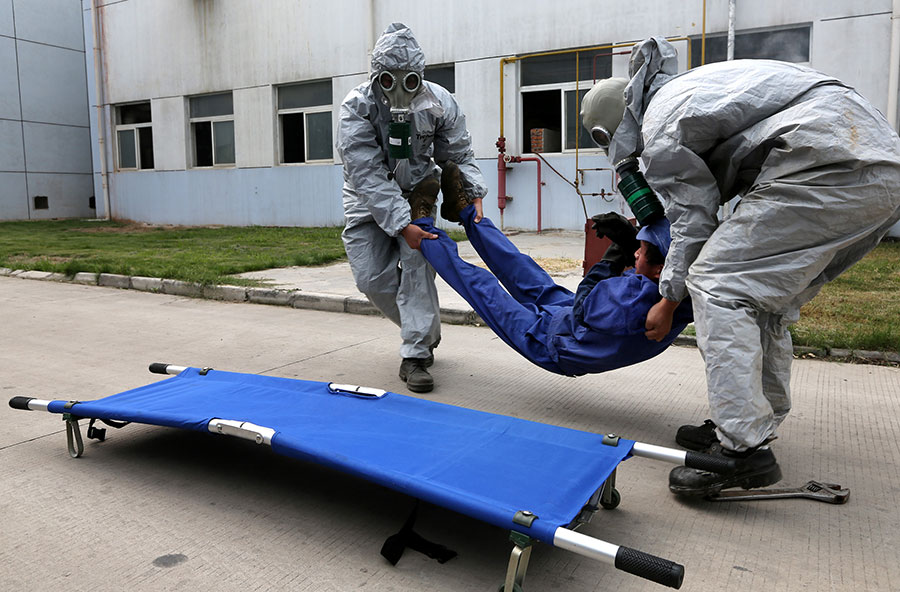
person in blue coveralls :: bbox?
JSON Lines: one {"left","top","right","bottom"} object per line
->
{"left": 402, "top": 162, "right": 693, "bottom": 378}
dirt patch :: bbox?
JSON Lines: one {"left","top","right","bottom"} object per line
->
{"left": 533, "top": 257, "right": 583, "bottom": 274}
{"left": 7, "top": 255, "right": 72, "bottom": 264}
{"left": 74, "top": 222, "right": 223, "bottom": 234}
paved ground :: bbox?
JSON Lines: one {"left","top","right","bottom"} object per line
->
{"left": 2, "top": 274, "right": 899, "bottom": 591}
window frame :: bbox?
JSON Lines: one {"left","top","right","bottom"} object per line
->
{"left": 189, "top": 93, "right": 236, "bottom": 169}
{"left": 114, "top": 102, "right": 153, "bottom": 171}
{"left": 519, "top": 80, "right": 603, "bottom": 155}
{"left": 277, "top": 104, "right": 334, "bottom": 165}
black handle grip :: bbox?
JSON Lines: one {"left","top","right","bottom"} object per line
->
{"left": 148, "top": 363, "right": 170, "bottom": 375}
{"left": 9, "top": 396, "right": 34, "bottom": 411}
{"left": 685, "top": 450, "right": 737, "bottom": 473}
{"left": 615, "top": 545, "right": 684, "bottom": 589}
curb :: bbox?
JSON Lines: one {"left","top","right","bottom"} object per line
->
{"left": 2, "top": 268, "right": 897, "bottom": 364}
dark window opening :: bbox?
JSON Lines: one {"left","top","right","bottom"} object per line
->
{"left": 523, "top": 90, "right": 561, "bottom": 153}
{"left": 282, "top": 113, "right": 305, "bottom": 163}
{"left": 425, "top": 64, "right": 455, "bottom": 93}
{"left": 34, "top": 195, "right": 49, "bottom": 209}
{"left": 194, "top": 121, "right": 213, "bottom": 167}
{"left": 118, "top": 102, "right": 151, "bottom": 125}
{"left": 521, "top": 49, "right": 612, "bottom": 86}
{"left": 138, "top": 128, "right": 154, "bottom": 170}
{"left": 691, "top": 26, "right": 811, "bottom": 67}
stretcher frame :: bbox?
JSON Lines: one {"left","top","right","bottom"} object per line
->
{"left": 9, "top": 363, "right": 742, "bottom": 590}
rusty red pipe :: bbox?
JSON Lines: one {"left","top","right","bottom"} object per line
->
{"left": 507, "top": 155, "right": 543, "bottom": 233}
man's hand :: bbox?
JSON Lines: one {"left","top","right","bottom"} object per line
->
{"left": 645, "top": 298, "right": 680, "bottom": 341}
{"left": 400, "top": 223, "right": 437, "bottom": 250}
{"left": 472, "top": 197, "right": 484, "bottom": 223}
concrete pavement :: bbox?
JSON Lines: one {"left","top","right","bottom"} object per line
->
{"left": 2, "top": 276, "right": 899, "bottom": 591}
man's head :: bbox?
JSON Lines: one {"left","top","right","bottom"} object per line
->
{"left": 371, "top": 23, "right": 425, "bottom": 112}
{"left": 580, "top": 78, "right": 628, "bottom": 153}
{"left": 633, "top": 218, "right": 671, "bottom": 281}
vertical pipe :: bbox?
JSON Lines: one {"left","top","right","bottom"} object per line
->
{"left": 727, "top": 0, "right": 735, "bottom": 61}
{"left": 701, "top": 0, "right": 707, "bottom": 66}
{"left": 90, "top": 0, "right": 110, "bottom": 220}
{"left": 889, "top": 0, "right": 900, "bottom": 130}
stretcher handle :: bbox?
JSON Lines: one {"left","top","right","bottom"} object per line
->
{"left": 9, "top": 396, "right": 34, "bottom": 410}
{"left": 684, "top": 451, "right": 737, "bottom": 474}
{"left": 149, "top": 363, "right": 188, "bottom": 375}
{"left": 615, "top": 546, "right": 685, "bottom": 589}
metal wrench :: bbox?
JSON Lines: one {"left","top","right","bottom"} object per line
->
{"left": 708, "top": 480, "right": 850, "bottom": 504}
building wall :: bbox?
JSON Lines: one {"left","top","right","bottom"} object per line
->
{"left": 0, "top": 0, "right": 94, "bottom": 221}
{"left": 72, "top": 1, "right": 900, "bottom": 236}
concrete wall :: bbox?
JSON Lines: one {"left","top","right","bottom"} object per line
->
{"left": 9, "top": 1, "right": 900, "bottom": 236}
{"left": 0, "top": 0, "right": 94, "bottom": 221}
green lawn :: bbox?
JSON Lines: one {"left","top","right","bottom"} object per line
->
{"left": 1, "top": 219, "right": 897, "bottom": 353}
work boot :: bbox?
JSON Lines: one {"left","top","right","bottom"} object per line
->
{"left": 422, "top": 336, "right": 440, "bottom": 368}
{"left": 675, "top": 419, "right": 719, "bottom": 451}
{"left": 439, "top": 160, "right": 470, "bottom": 223}
{"left": 399, "top": 358, "right": 434, "bottom": 393}
{"left": 668, "top": 446, "right": 783, "bottom": 497}
{"left": 409, "top": 177, "right": 440, "bottom": 221}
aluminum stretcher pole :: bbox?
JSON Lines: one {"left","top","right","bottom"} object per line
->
{"left": 553, "top": 527, "right": 684, "bottom": 589}
{"left": 631, "top": 441, "right": 740, "bottom": 473}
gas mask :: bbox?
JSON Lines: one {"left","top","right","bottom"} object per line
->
{"left": 378, "top": 69, "right": 422, "bottom": 159}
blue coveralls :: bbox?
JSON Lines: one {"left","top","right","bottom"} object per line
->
{"left": 417, "top": 206, "right": 693, "bottom": 376}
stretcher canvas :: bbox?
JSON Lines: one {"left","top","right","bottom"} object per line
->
{"left": 48, "top": 367, "right": 635, "bottom": 542}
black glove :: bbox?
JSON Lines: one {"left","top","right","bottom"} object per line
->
{"left": 591, "top": 212, "right": 638, "bottom": 250}
{"left": 600, "top": 242, "right": 634, "bottom": 274}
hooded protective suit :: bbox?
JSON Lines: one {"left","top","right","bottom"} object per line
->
{"left": 611, "top": 38, "right": 900, "bottom": 451}
{"left": 336, "top": 23, "right": 487, "bottom": 359}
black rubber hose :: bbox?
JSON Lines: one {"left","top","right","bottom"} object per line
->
{"left": 8, "top": 396, "right": 34, "bottom": 410}
{"left": 615, "top": 546, "right": 685, "bottom": 589}
{"left": 148, "top": 363, "right": 170, "bottom": 375}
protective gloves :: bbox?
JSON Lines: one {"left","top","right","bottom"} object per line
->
{"left": 591, "top": 212, "right": 638, "bottom": 271}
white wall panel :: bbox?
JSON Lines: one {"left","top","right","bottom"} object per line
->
{"left": 26, "top": 172, "right": 94, "bottom": 219}
{"left": 0, "top": 118, "right": 24, "bottom": 171}
{"left": 235, "top": 86, "right": 275, "bottom": 169}
{"left": 13, "top": 0, "right": 84, "bottom": 50}
{"left": 0, "top": 36, "right": 19, "bottom": 120}
{"left": 0, "top": 0, "right": 12, "bottom": 38}
{"left": 150, "top": 97, "right": 187, "bottom": 172}
{"left": 0, "top": 171, "right": 27, "bottom": 219}
{"left": 18, "top": 41, "right": 89, "bottom": 126}
{"left": 23, "top": 122, "right": 92, "bottom": 173}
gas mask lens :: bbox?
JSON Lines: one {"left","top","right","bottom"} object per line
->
{"left": 590, "top": 125, "right": 612, "bottom": 150}
{"left": 379, "top": 71, "right": 396, "bottom": 92}
{"left": 403, "top": 71, "right": 421, "bottom": 93}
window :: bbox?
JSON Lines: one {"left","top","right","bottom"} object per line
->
{"left": 691, "top": 25, "right": 811, "bottom": 67}
{"left": 278, "top": 80, "right": 333, "bottom": 164}
{"left": 520, "top": 48, "right": 611, "bottom": 153}
{"left": 425, "top": 64, "right": 455, "bottom": 93}
{"left": 190, "top": 93, "right": 235, "bottom": 167}
{"left": 115, "top": 102, "right": 153, "bottom": 170}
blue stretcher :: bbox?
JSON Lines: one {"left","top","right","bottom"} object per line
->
{"left": 9, "top": 364, "right": 734, "bottom": 589}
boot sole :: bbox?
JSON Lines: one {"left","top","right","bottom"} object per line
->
{"left": 399, "top": 369, "right": 434, "bottom": 393}
{"left": 669, "top": 464, "right": 783, "bottom": 497}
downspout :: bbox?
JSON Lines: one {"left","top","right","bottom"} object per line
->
{"left": 727, "top": 0, "right": 735, "bottom": 62}
{"left": 889, "top": 0, "right": 900, "bottom": 130}
{"left": 90, "top": 0, "right": 110, "bottom": 219}
{"left": 701, "top": 0, "right": 707, "bottom": 65}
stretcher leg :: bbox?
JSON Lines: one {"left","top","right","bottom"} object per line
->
{"left": 501, "top": 532, "right": 533, "bottom": 592}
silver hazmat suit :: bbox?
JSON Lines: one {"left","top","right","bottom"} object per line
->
{"left": 337, "top": 23, "right": 487, "bottom": 359}
{"left": 613, "top": 38, "right": 900, "bottom": 451}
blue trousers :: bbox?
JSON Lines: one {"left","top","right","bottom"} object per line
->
{"left": 417, "top": 206, "right": 571, "bottom": 373}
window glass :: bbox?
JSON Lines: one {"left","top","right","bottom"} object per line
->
{"left": 565, "top": 89, "right": 594, "bottom": 150}
{"left": 213, "top": 120, "right": 235, "bottom": 165}
{"left": 118, "top": 102, "right": 151, "bottom": 125}
{"left": 194, "top": 121, "right": 213, "bottom": 166}
{"left": 278, "top": 80, "right": 332, "bottom": 110}
{"left": 282, "top": 113, "right": 305, "bottom": 163}
{"left": 425, "top": 65, "right": 455, "bottom": 93}
{"left": 117, "top": 129, "right": 136, "bottom": 168}
{"left": 306, "top": 111, "right": 333, "bottom": 160}
{"left": 522, "top": 90, "right": 561, "bottom": 153}
{"left": 138, "top": 128, "right": 154, "bottom": 170}
{"left": 190, "top": 93, "right": 234, "bottom": 118}
{"left": 521, "top": 49, "right": 613, "bottom": 86}
{"left": 691, "top": 26, "right": 811, "bottom": 67}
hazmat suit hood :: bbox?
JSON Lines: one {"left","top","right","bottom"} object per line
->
{"left": 371, "top": 23, "right": 426, "bottom": 79}
{"left": 609, "top": 37, "right": 679, "bottom": 164}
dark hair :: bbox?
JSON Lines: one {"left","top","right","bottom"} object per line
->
{"left": 643, "top": 241, "right": 665, "bottom": 265}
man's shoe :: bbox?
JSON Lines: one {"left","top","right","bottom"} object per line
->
{"left": 409, "top": 177, "right": 440, "bottom": 221}
{"left": 399, "top": 358, "right": 434, "bottom": 393}
{"left": 675, "top": 419, "right": 719, "bottom": 451}
{"left": 668, "top": 446, "right": 782, "bottom": 497}
{"left": 439, "top": 161, "right": 470, "bottom": 223}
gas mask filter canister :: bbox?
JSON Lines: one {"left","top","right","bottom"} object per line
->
{"left": 615, "top": 157, "right": 665, "bottom": 226}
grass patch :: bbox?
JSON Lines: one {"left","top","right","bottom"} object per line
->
{"left": 0, "top": 219, "right": 347, "bottom": 286}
